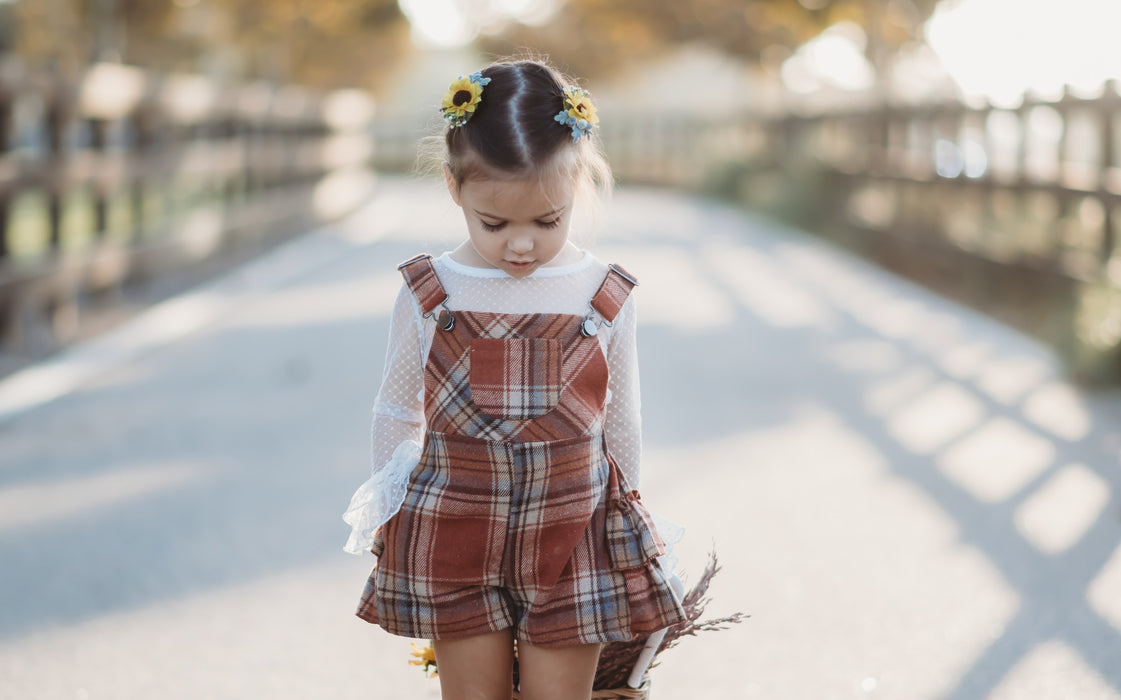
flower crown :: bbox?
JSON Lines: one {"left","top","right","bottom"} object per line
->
{"left": 440, "top": 71, "right": 600, "bottom": 142}
{"left": 441, "top": 71, "right": 491, "bottom": 128}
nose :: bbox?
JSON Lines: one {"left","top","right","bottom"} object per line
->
{"left": 508, "top": 231, "right": 533, "bottom": 254}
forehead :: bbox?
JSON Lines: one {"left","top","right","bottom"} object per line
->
{"left": 460, "top": 173, "right": 575, "bottom": 214}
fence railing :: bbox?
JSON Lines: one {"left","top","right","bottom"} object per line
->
{"left": 603, "top": 86, "right": 1121, "bottom": 380}
{"left": 587, "top": 86, "right": 1120, "bottom": 280}
{"left": 0, "top": 61, "right": 374, "bottom": 350}
{"left": 759, "top": 85, "right": 1121, "bottom": 379}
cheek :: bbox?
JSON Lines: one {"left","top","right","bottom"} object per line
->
{"left": 469, "top": 229, "right": 505, "bottom": 255}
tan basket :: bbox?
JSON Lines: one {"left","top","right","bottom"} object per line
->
{"left": 513, "top": 679, "right": 650, "bottom": 699}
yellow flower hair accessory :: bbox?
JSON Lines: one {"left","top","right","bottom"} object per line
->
{"left": 554, "top": 86, "right": 599, "bottom": 143}
{"left": 441, "top": 71, "right": 491, "bottom": 128}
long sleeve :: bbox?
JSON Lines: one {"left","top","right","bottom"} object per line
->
{"left": 343, "top": 283, "right": 428, "bottom": 555}
{"left": 603, "top": 294, "right": 643, "bottom": 489}
{"left": 369, "top": 284, "right": 427, "bottom": 471}
{"left": 603, "top": 293, "right": 684, "bottom": 570}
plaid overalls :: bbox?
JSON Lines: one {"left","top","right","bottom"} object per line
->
{"left": 356, "top": 254, "right": 686, "bottom": 647}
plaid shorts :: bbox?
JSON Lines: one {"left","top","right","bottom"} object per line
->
{"left": 355, "top": 431, "right": 685, "bottom": 647}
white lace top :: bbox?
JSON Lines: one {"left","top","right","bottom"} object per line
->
{"left": 343, "top": 251, "right": 643, "bottom": 554}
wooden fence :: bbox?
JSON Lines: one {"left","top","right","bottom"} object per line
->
{"left": 0, "top": 61, "right": 374, "bottom": 351}
{"left": 757, "top": 85, "right": 1121, "bottom": 380}
{"left": 602, "top": 86, "right": 1121, "bottom": 381}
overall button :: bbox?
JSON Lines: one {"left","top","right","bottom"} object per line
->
{"left": 437, "top": 309, "right": 455, "bottom": 331}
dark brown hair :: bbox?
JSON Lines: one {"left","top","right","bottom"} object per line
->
{"left": 436, "top": 59, "right": 612, "bottom": 210}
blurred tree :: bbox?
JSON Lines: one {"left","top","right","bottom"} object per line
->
{"left": 198, "top": 0, "right": 410, "bottom": 88}
{"left": 480, "top": 0, "right": 940, "bottom": 80}
{"left": 0, "top": 2, "right": 15, "bottom": 56}
{"left": 8, "top": 0, "right": 410, "bottom": 90}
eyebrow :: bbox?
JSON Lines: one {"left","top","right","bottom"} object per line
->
{"left": 473, "top": 207, "right": 565, "bottom": 220}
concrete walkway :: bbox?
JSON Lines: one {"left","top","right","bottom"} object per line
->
{"left": 2, "top": 175, "right": 1120, "bottom": 699}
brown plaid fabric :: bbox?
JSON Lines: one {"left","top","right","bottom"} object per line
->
{"left": 397, "top": 254, "right": 448, "bottom": 315}
{"left": 425, "top": 311, "right": 610, "bottom": 443}
{"left": 590, "top": 264, "right": 639, "bottom": 323}
{"left": 356, "top": 259, "right": 685, "bottom": 647}
{"left": 469, "top": 338, "right": 563, "bottom": 420}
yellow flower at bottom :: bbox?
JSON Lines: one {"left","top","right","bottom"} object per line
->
{"left": 409, "top": 642, "right": 439, "bottom": 678}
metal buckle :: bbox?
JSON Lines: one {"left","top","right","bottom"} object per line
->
{"left": 608, "top": 263, "right": 638, "bottom": 287}
{"left": 396, "top": 253, "right": 432, "bottom": 271}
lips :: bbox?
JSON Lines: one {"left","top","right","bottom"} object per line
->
{"left": 504, "top": 260, "right": 536, "bottom": 275}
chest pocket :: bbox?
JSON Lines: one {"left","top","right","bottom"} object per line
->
{"left": 469, "top": 337, "right": 563, "bottom": 420}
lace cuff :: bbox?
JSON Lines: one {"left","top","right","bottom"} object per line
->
{"left": 342, "top": 439, "right": 422, "bottom": 555}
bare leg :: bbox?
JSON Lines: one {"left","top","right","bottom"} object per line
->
{"left": 516, "top": 640, "right": 601, "bottom": 700}
{"left": 433, "top": 628, "right": 516, "bottom": 700}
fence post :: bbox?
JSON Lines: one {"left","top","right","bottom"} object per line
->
{"left": 45, "top": 81, "right": 67, "bottom": 252}
{"left": 89, "top": 116, "right": 109, "bottom": 239}
{"left": 0, "top": 82, "right": 11, "bottom": 262}
{"left": 0, "top": 81, "right": 12, "bottom": 343}
{"left": 1100, "top": 79, "right": 1117, "bottom": 263}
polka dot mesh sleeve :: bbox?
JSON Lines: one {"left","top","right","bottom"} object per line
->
{"left": 603, "top": 295, "right": 643, "bottom": 489}
{"left": 368, "top": 285, "right": 426, "bottom": 474}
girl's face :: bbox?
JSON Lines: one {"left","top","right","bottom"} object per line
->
{"left": 447, "top": 169, "right": 576, "bottom": 279}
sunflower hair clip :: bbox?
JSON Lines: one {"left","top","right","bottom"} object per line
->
{"left": 554, "top": 86, "right": 599, "bottom": 143}
{"left": 441, "top": 71, "right": 491, "bottom": 128}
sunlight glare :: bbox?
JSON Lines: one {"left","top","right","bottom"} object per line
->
{"left": 988, "top": 639, "right": 1121, "bottom": 699}
{"left": 781, "top": 22, "right": 875, "bottom": 93}
{"left": 1014, "top": 463, "right": 1110, "bottom": 554}
{"left": 1022, "top": 381, "right": 1092, "bottom": 441}
{"left": 398, "top": 0, "right": 558, "bottom": 48}
{"left": 937, "top": 417, "right": 1054, "bottom": 503}
{"left": 887, "top": 381, "right": 986, "bottom": 454}
{"left": 1088, "top": 543, "right": 1121, "bottom": 632}
{"left": 398, "top": 0, "right": 475, "bottom": 47}
{"left": 926, "top": 0, "right": 1121, "bottom": 106}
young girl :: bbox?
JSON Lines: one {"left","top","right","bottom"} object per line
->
{"left": 343, "top": 59, "right": 685, "bottom": 700}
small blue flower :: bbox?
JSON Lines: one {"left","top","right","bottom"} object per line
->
{"left": 551, "top": 92, "right": 596, "bottom": 143}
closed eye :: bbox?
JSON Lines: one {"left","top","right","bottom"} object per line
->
{"left": 537, "top": 218, "right": 561, "bottom": 229}
{"left": 480, "top": 220, "right": 506, "bottom": 232}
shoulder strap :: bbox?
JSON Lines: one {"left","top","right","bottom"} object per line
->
{"left": 397, "top": 253, "right": 449, "bottom": 315}
{"left": 590, "top": 263, "right": 639, "bottom": 323}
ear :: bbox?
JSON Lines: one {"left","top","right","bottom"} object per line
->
{"left": 443, "top": 163, "right": 462, "bottom": 206}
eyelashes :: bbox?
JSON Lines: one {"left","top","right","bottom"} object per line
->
{"left": 480, "top": 218, "right": 561, "bottom": 232}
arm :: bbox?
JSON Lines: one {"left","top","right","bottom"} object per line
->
{"left": 370, "top": 283, "right": 428, "bottom": 471}
{"left": 343, "top": 283, "right": 427, "bottom": 555}
{"left": 603, "top": 294, "right": 643, "bottom": 489}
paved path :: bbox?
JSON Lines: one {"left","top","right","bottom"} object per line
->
{"left": 2, "top": 176, "right": 1121, "bottom": 699}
